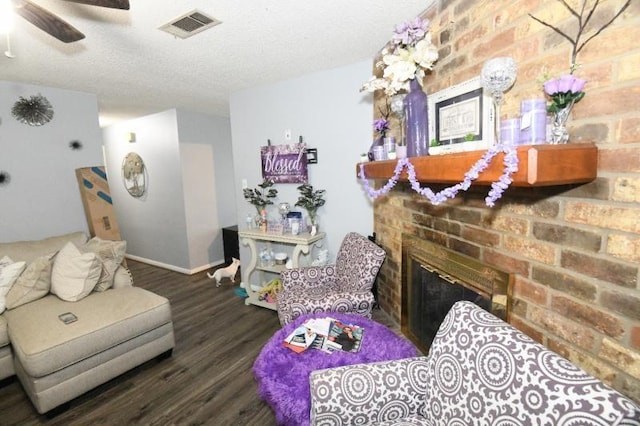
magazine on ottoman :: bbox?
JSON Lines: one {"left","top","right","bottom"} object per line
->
{"left": 283, "top": 316, "right": 364, "bottom": 354}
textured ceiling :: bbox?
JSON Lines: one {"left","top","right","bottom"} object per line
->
{"left": 1, "top": 0, "right": 433, "bottom": 126}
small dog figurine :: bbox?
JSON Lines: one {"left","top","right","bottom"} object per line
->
{"left": 207, "top": 258, "right": 240, "bottom": 287}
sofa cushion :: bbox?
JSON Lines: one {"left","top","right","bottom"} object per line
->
{"left": 310, "top": 357, "right": 430, "bottom": 425}
{"left": 0, "top": 315, "right": 8, "bottom": 348}
{"left": 5, "top": 287, "right": 172, "bottom": 378}
{"left": 0, "top": 345, "right": 14, "bottom": 381}
{"left": 81, "top": 237, "right": 127, "bottom": 292}
{"left": 5, "top": 253, "right": 54, "bottom": 309}
{"left": 0, "top": 232, "right": 87, "bottom": 263}
{"left": 51, "top": 242, "right": 101, "bottom": 302}
{"left": 0, "top": 256, "right": 27, "bottom": 313}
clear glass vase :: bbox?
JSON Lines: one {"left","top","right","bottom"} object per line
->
{"left": 308, "top": 215, "right": 319, "bottom": 236}
{"left": 550, "top": 101, "right": 575, "bottom": 144}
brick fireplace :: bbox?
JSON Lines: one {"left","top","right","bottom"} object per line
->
{"left": 373, "top": 179, "right": 640, "bottom": 403}
{"left": 367, "top": 0, "right": 640, "bottom": 404}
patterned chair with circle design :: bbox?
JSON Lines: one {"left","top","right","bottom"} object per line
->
{"left": 276, "top": 232, "right": 385, "bottom": 326}
{"left": 309, "top": 301, "right": 640, "bottom": 425}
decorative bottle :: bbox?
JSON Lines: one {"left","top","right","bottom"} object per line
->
{"left": 260, "top": 209, "right": 267, "bottom": 233}
{"left": 404, "top": 78, "right": 429, "bottom": 157}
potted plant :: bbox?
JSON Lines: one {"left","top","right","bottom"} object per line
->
{"left": 294, "top": 183, "right": 325, "bottom": 234}
{"left": 243, "top": 179, "right": 278, "bottom": 215}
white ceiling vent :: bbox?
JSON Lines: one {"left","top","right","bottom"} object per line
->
{"left": 159, "top": 10, "right": 221, "bottom": 39}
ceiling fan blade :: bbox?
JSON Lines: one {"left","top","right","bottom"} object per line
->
{"left": 15, "top": 0, "right": 85, "bottom": 43}
{"left": 62, "top": 0, "right": 130, "bottom": 10}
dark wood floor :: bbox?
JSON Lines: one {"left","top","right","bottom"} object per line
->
{"left": 0, "top": 260, "right": 399, "bottom": 425}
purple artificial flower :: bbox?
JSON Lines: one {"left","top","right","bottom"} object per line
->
{"left": 557, "top": 74, "right": 575, "bottom": 93}
{"left": 373, "top": 118, "right": 389, "bottom": 135}
{"left": 393, "top": 17, "right": 429, "bottom": 46}
{"left": 544, "top": 74, "right": 587, "bottom": 96}
{"left": 393, "top": 22, "right": 410, "bottom": 45}
{"left": 571, "top": 77, "right": 587, "bottom": 93}
{"left": 543, "top": 78, "right": 560, "bottom": 96}
{"left": 543, "top": 74, "right": 587, "bottom": 112}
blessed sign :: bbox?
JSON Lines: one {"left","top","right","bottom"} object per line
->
{"left": 261, "top": 143, "right": 308, "bottom": 183}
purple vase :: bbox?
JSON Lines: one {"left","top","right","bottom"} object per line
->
{"left": 368, "top": 136, "right": 384, "bottom": 161}
{"left": 404, "top": 79, "right": 429, "bottom": 157}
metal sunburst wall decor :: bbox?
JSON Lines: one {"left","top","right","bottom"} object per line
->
{"left": 0, "top": 171, "right": 11, "bottom": 187}
{"left": 11, "top": 94, "right": 54, "bottom": 126}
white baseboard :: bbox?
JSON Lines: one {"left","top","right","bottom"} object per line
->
{"left": 125, "top": 254, "right": 225, "bottom": 275}
{"left": 238, "top": 282, "right": 263, "bottom": 292}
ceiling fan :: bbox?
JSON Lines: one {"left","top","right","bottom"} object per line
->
{"left": 13, "top": 0, "right": 130, "bottom": 43}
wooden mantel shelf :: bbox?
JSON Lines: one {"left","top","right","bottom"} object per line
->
{"left": 357, "top": 143, "right": 598, "bottom": 187}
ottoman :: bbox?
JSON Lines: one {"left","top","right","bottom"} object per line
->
{"left": 5, "top": 287, "right": 175, "bottom": 414}
{"left": 253, "top": 312, "right": 417, "bottom": 426}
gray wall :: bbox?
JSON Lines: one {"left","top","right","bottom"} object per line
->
{"left": 102, "top": 109, "right": 234, "bottom": 273}
{"left": 0, "top": 81, "right": 104, "bottom": 242}
{"left": 229, "top": 60, "right": 375, "bottom": 279}
{"left": 176, "top": 110, "right": 236, "bottom": 268}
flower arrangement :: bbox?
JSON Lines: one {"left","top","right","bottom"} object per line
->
{"left": 361, "top": 17, "right": 439, "bottom": 95}
{"left": 294, "top": 183, "right": 325, "bottom": 225}
{"left": 530, "top": 0, "right": 630, "bottom": 109}
{"left": 543, "top": 74, "right": 586, "bottom": 113}
{"left": 243, "top": 179, "right": 278, "bottom": 214}
{"left": 529, "top": 0, "right": 628, "bottom": 143}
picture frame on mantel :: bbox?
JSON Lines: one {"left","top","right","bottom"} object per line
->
{"left": 428, "top": 77, "right": 495, "bottom": 155}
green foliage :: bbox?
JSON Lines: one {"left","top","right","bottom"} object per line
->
{"left": 294, "top": 183, "right": 326, "bottom": 222}
{"left": 243, "top": 179, "right": 278, "bottom": 213}
{"left": 430, "top": 139, "right": 440, "bottom": 147}
{"left": 464, "top": 133, "right": 475, "bottom": 141}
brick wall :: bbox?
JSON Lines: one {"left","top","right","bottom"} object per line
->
{"left": 371, "top": 0, "right": 640, "bottom": 402}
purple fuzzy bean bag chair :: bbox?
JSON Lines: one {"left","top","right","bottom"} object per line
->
{"left": 253, "top": 312, "right": 418, "bottom": 426}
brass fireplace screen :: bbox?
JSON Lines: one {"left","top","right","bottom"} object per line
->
{"left": 401, "top": 234, "right": 512, "bottom": 354}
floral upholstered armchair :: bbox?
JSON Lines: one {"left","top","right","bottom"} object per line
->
{"left": 276, "top": 232, "right": 385, "bottom": 326}
{"left": 309, "top": 301, "right": 640, "bottom": 425}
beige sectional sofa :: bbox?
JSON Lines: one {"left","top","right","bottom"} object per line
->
{"left": 0, "top": 232, "right": 175, "bottom": 414}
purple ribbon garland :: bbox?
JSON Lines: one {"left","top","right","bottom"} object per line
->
{"left": 358, "top": 145, "right": 519, "bottom": 207}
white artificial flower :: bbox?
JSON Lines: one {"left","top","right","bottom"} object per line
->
{"left": 360, "top": 77, "right": 389, "bottom": 93}
{"left": 383, "top": 48, "right": 417, "bottom": 84}
{"left": 386, "top": 79, "right": 409, "bottom": 95}
{"left": 412, "top": 39, "right": 439, "bottom": 70}
{"left": 360, "top": 17, "right": 439, "bottom": 97}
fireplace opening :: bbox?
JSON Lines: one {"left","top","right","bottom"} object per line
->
{"left": 401, "top": 234, "right": 512, "bottom": 354}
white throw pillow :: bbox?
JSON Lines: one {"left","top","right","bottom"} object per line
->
{"left": 0, "top": 256, "right": 27, "bottom": 313}
{"left": 51, "top": 242, "right": 102, "bottom": 302}
{"left": 112, "top": 266, "right": 134, "bottom": 289}
{"left": 6, "top": 253, "right": 55, "bottom": 309}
